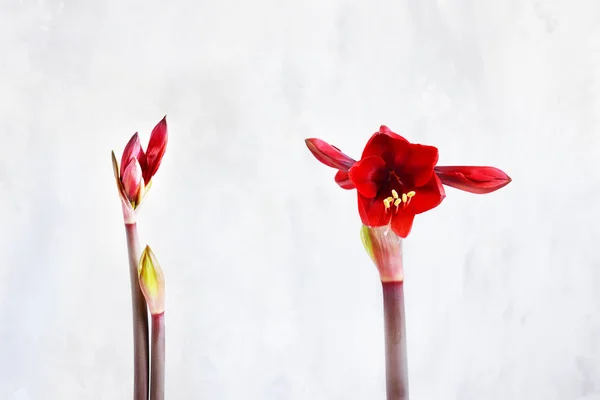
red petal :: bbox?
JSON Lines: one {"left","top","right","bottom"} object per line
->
{"left": 400, "top": 143, "right": 439, "bottom": 187}
{"left": 145, "top": 116, "right": 168, "bottom": 183}
{"left": 120, "top": 133, "right": 147, "bottom": 178}
{"left": 122, "top": 158, "right": 143, "bottom": 202}
{"left": 379, "top": 125, "right": 393, "bottom": 134}
{"left": 408, "top": 173, "right": 446, "bottom": 214}
{"left": 434, "top": 166, "right": 512, "bottom": 194}
{"left": 334, "top": 170, "right": 355, "bottom": 190}
{"left": 112, "top": 151, "right": 136, "bottom": 223}
{"left": 361, "top": 127, "right": 411, "bottom": 166}
{"left": 390, "top": 212, "right": 416, "bottom": 238}
{"left": 357, "top": 192, "right": 392, "bottom": 227}
{"left": 348, "top": 156, "right": 387, "bottom": 198}
{"left": 305, "top": 138, "right": 356, "bottom": 171}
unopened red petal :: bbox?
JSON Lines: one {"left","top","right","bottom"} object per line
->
{"left": 145, "top": 116, "right": 168, "bottom": 183}
{"left": 348, "top": 156, "right": 387, "bottom": 198}
{"left": 112, "top": 151, "right": 136, "bottom": 223}
{"left": 334, "top": 170, "right": 355, "bottom": 189}
{"left": 390, "top": 212, "right": 416, "bottom": 238}
{"left": 122, "top": 158, "right": 143, "bottom": 202}
{"left": 357, "top": 192, "right": 392, "bottom": 227}
{"left": 434, "top": 166, "right": 511, "bottom": 194}
{"left": 120, "top": 133, "right": 146, "bottom": 178}
{"left": 305, "top": 138, "right": 356, "bottom": 171}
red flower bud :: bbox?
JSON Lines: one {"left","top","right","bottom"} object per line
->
{"left": 121, "top": 158, "right": 143, "bottom": 204}
{"left": 112, "top": 116, "right": 168, "bottom": 218}
{"left": 434, "top": 166, "right": 511, "bottom": 194}
{"left": 305, "top": 138, "right": 356, "bottom": 171}
{"left": 120, "top": 133, "right": 147, "bottom": 179}
{"left": 144, "top": 116, "right": 168, "bottom": 184}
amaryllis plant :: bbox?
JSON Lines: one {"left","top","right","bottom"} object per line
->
{"left": 305, "top": 125, "right": 511, "bottom": 399}
{"left": 111, "top": 117, "right": 168, "bottom": 400}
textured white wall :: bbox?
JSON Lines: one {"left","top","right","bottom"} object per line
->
{"left": 1, "top": 0, "right": 600, "bottom": 399}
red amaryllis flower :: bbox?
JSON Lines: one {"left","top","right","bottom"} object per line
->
{"left": 305, "top": 125, "right": 511, "bottom": 238}
{"left": 111, "top": 116, "right": 168, "bottom": 222}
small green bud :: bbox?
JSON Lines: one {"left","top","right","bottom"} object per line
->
{"left": 138, "top": 245, "right": 165, "bottom": 315}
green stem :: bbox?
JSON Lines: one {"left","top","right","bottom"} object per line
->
{"left": 150, "top": 313, "right": 165, "bottom": 400}
{"left": 125, "top": 223, "right": 150, "bottom": 400}
{"left": 382, "top": 281, "right": 409, "bottom": 400}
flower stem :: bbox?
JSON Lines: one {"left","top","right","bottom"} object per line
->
{"left": 150, "top": 313, "right": 165, "bottom": 400}
{"left": 125, "top": 223, "right": 150, "bottom": 400}
{"left": 382, "top": 281, "right": 409, "bottom": 400}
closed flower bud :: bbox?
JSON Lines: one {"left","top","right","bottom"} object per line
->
{"left": 138, "top": 245, "right": 165, "bottom": 316}
{"left": 434, "top": 166, "right": 511, "bottom": 194}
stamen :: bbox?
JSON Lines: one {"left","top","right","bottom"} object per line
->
{"left": 383, "top": 190, "right": 417, "bottom": 213}
{"left": 405, "top": 191, "right": 416, "bottom": 207}
{"left": 383, "top": 198, "right": 391, "bottom": 210}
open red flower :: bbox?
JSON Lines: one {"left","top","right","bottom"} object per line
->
{"left": 111, "top": 116, "right": 168, "bottom": 222}
{"left": 305, "top": 125, "right": 511, "bottom": 238}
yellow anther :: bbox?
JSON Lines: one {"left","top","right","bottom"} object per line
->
{"left": 383, "top": 198, "right": 392, "bottom": 210}
{"left": 384, "top": 190, "right": 417, "bottom": 213}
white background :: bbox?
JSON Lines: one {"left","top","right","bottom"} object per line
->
{"left": 1, "top": 0, "right": 600, "bottom": 399}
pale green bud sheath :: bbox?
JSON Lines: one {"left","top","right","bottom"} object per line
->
{"left": 139, "top": 245, "right": 166, "bottom": 400}
{"left": 138, "top": 246, "right": 165, "bottom": 316}
{"left": 361, "top": 225, "right": 404, "bottom": 282}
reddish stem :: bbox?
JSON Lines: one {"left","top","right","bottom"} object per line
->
{"left": 150, "top": 313, "right": 165, "bottom": 400}
{"left": 125, "top": 223, "right": 150, "bottom": 400}
{"left": 382, "top": 281, "right": 409, "bottom": 400}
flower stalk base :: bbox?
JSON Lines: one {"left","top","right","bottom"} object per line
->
{"left": 125, "top": 223, "right": 150, "bottom": 400}
{"left": 150, "top": 313, "right": 165, "bottom": 400}
{"left": 382, "top": 281, "right": 409, "bottom": 400}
